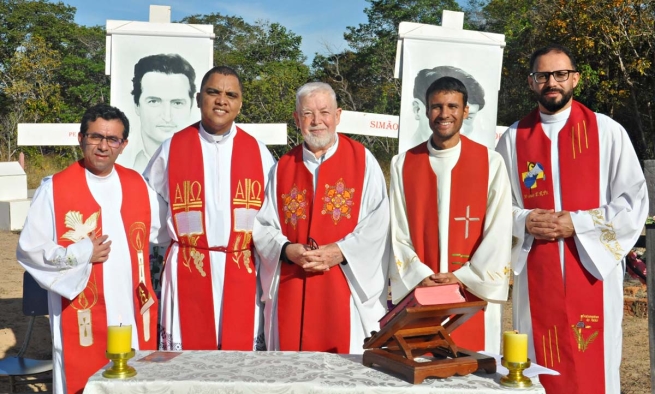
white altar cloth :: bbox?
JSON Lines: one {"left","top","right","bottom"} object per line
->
{"left": 84, "top": 351, "right": 545, "bottom": 393}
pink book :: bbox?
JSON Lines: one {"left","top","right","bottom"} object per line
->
{"left": 380, "top": 283, "right": 466, "bottom": 327}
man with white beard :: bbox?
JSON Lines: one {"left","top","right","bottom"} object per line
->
{"left": 253, "top": 82, "right": 390, "bottom": 354}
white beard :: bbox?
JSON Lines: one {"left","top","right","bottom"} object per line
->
{"left": 304, "top": 131, "right": 335, "bottom": 150}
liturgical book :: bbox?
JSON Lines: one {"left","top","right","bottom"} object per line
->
{"left": 380, "top": 284, "right": 465, "bottom": 327}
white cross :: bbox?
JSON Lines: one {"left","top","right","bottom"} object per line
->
{"left": 454, "top": 205, "right": 480, "bottom": 239}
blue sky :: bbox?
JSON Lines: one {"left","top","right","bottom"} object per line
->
{"left": 51, "top": 0, "right": 374, "bottom": 62}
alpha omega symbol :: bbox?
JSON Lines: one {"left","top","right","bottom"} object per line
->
{"left": 233, "top": 178, "right": 263, "bottom": 209}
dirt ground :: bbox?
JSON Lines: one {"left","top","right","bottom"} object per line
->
{"left": 0, "top": 230, "right": 651, "bottom": 393}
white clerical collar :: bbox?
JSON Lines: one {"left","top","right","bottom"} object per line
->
{"left": 85, "top": 166, "right": 116, "bottom": 183}
{"left": 198, "top": 122, "right": 236, "bottom": 144}
{"left": 426, "top": 136, "right": 461, "bottom": 159}
{"left": 540, "top": 106, "right": 571, "bottom": 124}
{"left": 302, "top": 134, "right": 339, "bottom": 163}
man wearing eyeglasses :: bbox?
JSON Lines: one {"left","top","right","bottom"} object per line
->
{"left": 17, "top": 104, "right": 169, "bottom": 394}
{"left": 496, "top": 44, "right": 648, "bottom": 394}
{"left": 253, "top": 82, "right": 390, "bottom": 354}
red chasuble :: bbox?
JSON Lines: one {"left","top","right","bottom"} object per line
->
{"left": 53, "top": 161, "right": 156, "bottom": 394}
{"left": 168, "top": 124, "right": 264, "bottom": 350}
{"left": 402, "top": 136, "right": 489, "bottom": 351}
{"left": 515, "top": 101, "right": 604, "bottom": 394}
{"left": 276, "top": 134, "right": 366, "bottom": 353}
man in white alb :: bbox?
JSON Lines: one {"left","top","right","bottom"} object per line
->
{"left": 144, "top": 66, "right": 275, "bottom": 351}
{"left": 390, "top": 76, "right": 512, "bottom": 354}
{"left": 253, "top": 82, "right": 390, "bottom": 354}
{"left": 496, "top": 44, "right": 648, "bottom": 394}
{"left": 17, "top": 104, "right": 168, "bottom": 394}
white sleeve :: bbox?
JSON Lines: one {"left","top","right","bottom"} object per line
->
{"left": 334, "top": 149, "right": 390, "bottom": 303}
{"left": 253, "top": 164, "right": 287, "bottom": 302}
{"left": 495, "top": 124, "right": 534, "bottom": 275}
{"left": 16, "top": 177, "right": 93, "bottom": 300}
{"left": 570, "top": 116, "right": 649, "bottom": 280}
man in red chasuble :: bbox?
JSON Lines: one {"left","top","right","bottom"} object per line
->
{"left": 17, "top": 104, "right": 168, "bottom": 394}
{"left": 144, "top": 66, "right": 275, "bottom": 351}
{"left": 254, "top": 82, "right": 390, "bottom": 354}
{"left": 496, "top": 45, "right": 648, "bottom": 394}
{"left": 389, "top": 77, "right": 513, "bottom": 354}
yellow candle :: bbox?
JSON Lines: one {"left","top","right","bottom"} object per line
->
{"left": 503, "top": 330, "right": 528, "bottom": 363}
{"left": 107, "top": 324, "right": 132, "bottom": 354}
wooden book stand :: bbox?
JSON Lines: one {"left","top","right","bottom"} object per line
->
{"left": 362, "top": 300, "right": 496, "bottom": 384}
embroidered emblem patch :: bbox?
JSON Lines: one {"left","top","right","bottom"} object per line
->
{"left": 572, "top": 318, "right": 599, "bottom": 352}
{"left": 282, "top": 185, "right": 307, "bottom": 229}
{"left": 61, "top": 210, "right": 101, "bottom": 242}
{"left": 321, "top": 178, "right": 355, "bottom": 224}
{"left": 521, "top": 161, "right": 545, "bottom": 189}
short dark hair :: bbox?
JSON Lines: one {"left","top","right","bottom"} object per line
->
{"left": 200, "top": 65, "right": 243, "bottom": 93}
{"left": 414, "top": 66, "right": 484, "bottom": 109}
{"left": 80, "top": 104, "right": 130, "bottom": 139}
{"left": 131, "top": 53, "right": 196, "bottom": 106}
{"left": 425, "top": 76, "right": 468, "bottom": 108}
{"left": 529, "top": 44, "right": 577, "bottom": 71}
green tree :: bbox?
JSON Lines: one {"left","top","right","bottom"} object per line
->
{"left": 479, "top": 0, "right": 655, "bottom": 159}
{"left": 0, "top": 35, "right": 64, "bottom": 160}
{"left": 0, "top": 0, "right": 109, "bottom": 162}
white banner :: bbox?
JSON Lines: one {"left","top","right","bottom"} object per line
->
{"left": 108, "top": 21, "right": 214, "bottom": 172}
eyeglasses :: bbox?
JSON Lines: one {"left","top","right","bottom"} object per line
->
{"left": 308, "top": 237, "right": 319, "bottom": 250}
{"left": 529, "top": 70, "right": 577, "bottom": 83}
{"left": 84, "top": 133, "right": 125, "bottom": 148}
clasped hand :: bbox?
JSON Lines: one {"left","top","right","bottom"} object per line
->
{"left": 285, "top": 242, "right": 344, "bottom": 273}
{"left": 526, "top": 209, "right": 575, "bottom": 241}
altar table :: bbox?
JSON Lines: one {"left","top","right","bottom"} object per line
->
{"left": 84, "top": 350, "right": 545, "bottom": 394}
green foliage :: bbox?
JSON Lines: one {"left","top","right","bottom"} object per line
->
{"left": 0, "top": 0, "right": 108, "bottom": 162}
{"left": 478, "top": 0, "right": 655, "bottom": 159}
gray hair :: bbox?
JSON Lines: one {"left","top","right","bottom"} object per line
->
{"left": 295, "top": 82, "right": 337, "bottom": 112}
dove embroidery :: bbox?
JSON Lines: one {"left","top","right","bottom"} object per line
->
{"left": 61, "top": 211, "right": 100, "bottom": 242}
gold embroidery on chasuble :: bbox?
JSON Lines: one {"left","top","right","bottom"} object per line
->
{"left": 571, "top": 314, "right": 600, "bottom": 352}
{"left": 231, "top": 178, "right": 263, "bottom": 274}
{"left": 570, "top": 120, "right": 590, "bottom": 159}
{"left": 60, "top": 210, "right": 101, "bottom": 346}
{"left": 172, "top": 180, "right": 206, "bottom": 276}
{"left": 70, "top": 272, "right": 100, "bottom": 347}
{"left": 281, "top": 184, "right": 308, "bottom": 230}
{"left": 587, "top": 209, "right": 623, "bottom": 261}
{"left": 540, "top": 325, "right": 562, "bottom": 368}
{"left": 321, "top": 178, "right": 355, "bottom": 224}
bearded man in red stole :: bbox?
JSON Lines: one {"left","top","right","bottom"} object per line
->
{"left": 253, "top": 82, "right": 390, "bottom": 354}
{"left": 389, "top": 76, "right": 513, "bottom": 355}
{"left": 144, "top": 66, "right": 275, "bottom": 351}
{"left": 17, "top": 104, "right": 168, "bottom": 394}
{"left": 496, "top": 44, "right": 648, "bottom": 394}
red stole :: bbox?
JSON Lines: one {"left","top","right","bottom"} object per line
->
{"left": 515, "top": 101, "right": 604, "bottom": 394}
{"left": 168, "top": 124, "right": 264, "bottom": 350}
{"left": 402, "top": 135, "right": 489, "bottom": 351}
{"left": 54, "top": 161, "right": 156, "bottom": 394}
{"left": 276, "top": 134, "right": 365, "bottom": 353}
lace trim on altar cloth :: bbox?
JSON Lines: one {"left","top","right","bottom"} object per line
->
{"left": 159, "top": 326, "right": 182, "bottom": 351}
{"left": 158, "top": 326, "right": 267, "bottom": 351}
{"left": 255, "top": 332, "right": 266, "bottom": 351}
